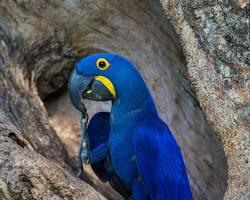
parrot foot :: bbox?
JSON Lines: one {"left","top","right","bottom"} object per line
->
{"left": 80, "top": 139, "right": 92, "bottom": 164}
{"left": 76, "top": 110, "right": 90, "bottom": 177}
{"left": 76, "top": 140, "right": 92, "bottom": 177}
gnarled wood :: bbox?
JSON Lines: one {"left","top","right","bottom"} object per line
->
{"left": 162, "top": 1, "right": 249, "bottom": 199}
{"left": 0, "top": 41, "right": 105, "bottom": 199}
{"left": 0, "top": 0, "right": 234, "bottom": 199}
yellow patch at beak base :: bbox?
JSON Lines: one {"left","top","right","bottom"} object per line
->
{"left": 95, "top": 76, "right": 116, "bottom": 98}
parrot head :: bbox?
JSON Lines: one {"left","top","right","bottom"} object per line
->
{"left": 68, "top": 52, "right": 151, "bottom": 113}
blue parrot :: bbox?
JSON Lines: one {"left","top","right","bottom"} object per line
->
{"left": 68, "top": 52, "right": 193, "bottom": 200}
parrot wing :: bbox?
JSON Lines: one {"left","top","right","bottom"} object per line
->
{"left": 88, "top": 112, "right": 110, "bottom": 150}
{"left": 87, "top": 112, "right": 131, "bottom": 198}
{"left": 87, "top": 112, "right": 111, "bottom": 182}
{"left": 133, "top": 117, "right": 193, "bottom": 200}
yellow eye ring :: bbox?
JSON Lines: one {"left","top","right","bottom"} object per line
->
{"left": 96, "top": 58, "right": 110, "bottom": 70}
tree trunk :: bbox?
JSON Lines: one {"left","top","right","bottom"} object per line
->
{"left": 0, "top": 0, "right": 247, "bottom": 200}
{"left": 162, "top": 1, "right": 250, "bottom": 200}
{"left": 0, "top": 32, "right": 105, "bottom": 200}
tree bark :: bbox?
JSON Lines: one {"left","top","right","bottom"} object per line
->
{"left": 0, "top": 39, "right": 105, "bottom": 199}
{"left": 162, "top": 1, "right": 250, "bottom": 200}
{"left": 0, "top": 0, "right": 247, "bottom": 200}
{"left": 0, "top": 0, "right": 109, "bottom": 199}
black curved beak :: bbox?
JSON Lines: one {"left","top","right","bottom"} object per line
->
{"left": 68, "top": 69, "right": 115, "bottom": 113}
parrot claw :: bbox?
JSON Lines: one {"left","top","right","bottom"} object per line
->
{"left": 76, "top": 145, "right": 84, "bottom": 177}
{"left": 76, "top": 137, "right": 92, "bottom": 177}
{"left": 77, "top": 167, "right": 83, "bottom": 177}
{"left": 80, "top": 142, "right": 91, "bottom": 164}
{"left": 76, "top": 102, "right": 90, "bottom": 177}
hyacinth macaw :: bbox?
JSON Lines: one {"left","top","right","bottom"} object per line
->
{"left": 68, "top": 52, "right": 193, "bottom": 200}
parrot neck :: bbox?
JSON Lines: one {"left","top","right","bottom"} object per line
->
{"left": 110, "top": 64, "right": 158, "bottom": 122}
{"left": 111, "top": 85, "right": 158, "bottom": 122}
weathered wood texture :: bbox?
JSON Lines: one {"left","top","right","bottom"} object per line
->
{"left": 161, "top": 1, "right": 250, "bottom": 200}
{"left": 0, "top": 0, "right": 240, "bottom": 199}
{"left": 0, "top": 41, "right": 106, "bottom": 199}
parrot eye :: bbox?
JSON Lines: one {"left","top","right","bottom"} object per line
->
{"left": 96, "top": 58, "right": 110, "bottom": 70}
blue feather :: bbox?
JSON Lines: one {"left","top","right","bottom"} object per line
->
{"left": 87, "top": 112, "right": 111, "bottom": 182}
{"left": 73, "top": 52, "right": 193, "bottom": 200}
{"left": 87, "top": 112, "right": 132, "bottom": 199}
{"left": 88, "top": 112, "right": 110, "bottom": 150}
{"left": 133, "top": 116, "right": 193, "bottom": 200}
